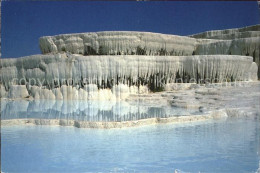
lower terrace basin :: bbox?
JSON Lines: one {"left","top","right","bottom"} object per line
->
{"left": 2, "top": 115, "right": 260, "bottom": 172}
{"left": 1, "top": 82, "right": 260, "bottom": 172}
{"left": 2, "top": 81, "right": 260, "bottom": 128}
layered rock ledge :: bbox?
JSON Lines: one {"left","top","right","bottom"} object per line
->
{"left": 1, "top": 54, "right": 257, "bottom": 100}
{"left": 39, "top": 25, "right": 260, "bottom": 77}
{"left": 1, "top": 110, "right": 227, "bottom": 129}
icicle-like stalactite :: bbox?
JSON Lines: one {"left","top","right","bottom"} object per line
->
{"left": 191, "top": 25, "right": 260, "bottom": 78}
{"left": 39, "top": 31, "right": 197, "bottom": 56}
{"left": 39, "top": 29, "right": 260, "bottom": 78}
{"left": 0, "top": 54, "right": 257, "bottom": 100}
{"left": 194, "top": 37, "right": 260, "bottom": 77}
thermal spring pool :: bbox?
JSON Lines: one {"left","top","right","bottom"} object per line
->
{"left": 2, "top": 116, "right": 260, "bottom": 172}
{"left": 1, "top": 82, "right": 260, "bottom": 172}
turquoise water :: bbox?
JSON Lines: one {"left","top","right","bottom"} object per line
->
{"left": 2, "top": 116, "right": 260, "bottom": 172}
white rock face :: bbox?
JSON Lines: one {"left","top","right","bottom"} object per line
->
{"left": 190, "top": 25, "right": 260, "bottom": 39}
{"left": 2, "top": 81, "right": 260, "bottom": 124}
{"left": 30, "top": 86, "right": 56, "bottom": 100}
{"left": 7, "top": 85, "right": 29, "bottom": 99}
{"left": 190, "top": 25, "right": 260, "bottom": 77}
{"left": 2, "top": 26, "right": 259, "bottom": 100}
{"left": 39, "top": 31, "right": 197, "bottom": 56}
{"left": 38, "top": 27, "right": 260, "bottom": 78}
{"left": 194, "top": 37, "right": 260, "bottom": 71}
{"left": 0, "top": 85, "right": 7, "bottom": 98}
{"left": 243, "top": 62, "right": 258, "bottom": 81}
{"left": 0, "top": 54, "right": 257, "bottom": 100}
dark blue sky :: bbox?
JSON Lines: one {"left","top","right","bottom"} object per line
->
{"left": 2, "top": 1, "right": 259, "bottom": 58}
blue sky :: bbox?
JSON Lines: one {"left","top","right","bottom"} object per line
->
{"left": 2, "top": 1, "right": 259, "bottom": 58}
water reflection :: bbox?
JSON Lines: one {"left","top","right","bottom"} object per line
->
{"left": 1, "top": 99, "right": 198, "bottom": 122}
{"left": 2, "top": 117, "right": 259, "bottom": 172}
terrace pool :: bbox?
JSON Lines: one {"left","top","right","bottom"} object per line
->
{"left": 1, "top": 99, "right": 200, "bottom": 122}
{"left": 2, "top": 115, "right": 260, "bottom": 172}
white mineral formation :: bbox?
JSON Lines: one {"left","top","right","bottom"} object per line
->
{"left": 190, "top": 25, "right": 260, "bottom": 40}
{"left": 1, "top": 26, "right": 259, "bottom": 100}
{"left": 2, "top": 81, "right": 260, "bottom": 127}
{"left": 190, "top": 25, "right": 260, "bottom": 77}
{"left": 39, "top": 31, "right": 197, "bottom": 56}
{"left": 0, "top": 53, "right": 257, "bottom": 100}
{"left": 194, "top": 37, "right": 260, "bottom": 73}
{"left": 39, "top": 26, "right": 260, "bottom": 77}
{"left": 7, "top": 85, "right": 29, "bottom": 99}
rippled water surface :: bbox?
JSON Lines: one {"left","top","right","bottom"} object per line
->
{"left": 2, "top": 116, "right": 260, "bottom": 172}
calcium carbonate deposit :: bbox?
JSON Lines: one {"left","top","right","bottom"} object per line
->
{"left": 1, "top": 24, "right": 260, "bottom": 173}
{"left": 190, "top": 25, "right": 260, "bottom": 77}
{"left": 0, "top": 25, "right": 259, "bottom": 101}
